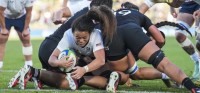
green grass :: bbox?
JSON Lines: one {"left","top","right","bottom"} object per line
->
{"left": 0, "top": 37, "right": 196, "bottom": 93}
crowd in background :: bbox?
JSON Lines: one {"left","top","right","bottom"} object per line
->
{"left": 20, "top": 0, "right": 174, "bottom": 39}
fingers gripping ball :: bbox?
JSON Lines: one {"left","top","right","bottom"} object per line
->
{"left": 58, "top": 49, "right": 76, "bottom": 72}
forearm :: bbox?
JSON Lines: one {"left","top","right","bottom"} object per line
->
{"left": 139, "top": 3, "right": 149, "bottom": 14}
{"left": 62, "top": 0, "right": 68, "bottom": 7}
{"left": 148, "top": 25, "right": 165, "bottom": 47}
{"left": 24, "top": 8, "right": 32, "bottom": 30}
{"left": 0, "top": 7, "right": 6, "bottom": 29}
{"left": 84, "top": 59, "right": 105, "bottom": 73}
{"left": 48, "top": 56, "right": 60, "bottom": 67}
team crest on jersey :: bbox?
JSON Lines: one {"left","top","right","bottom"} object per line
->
{"left": 96, "top": 43, "right": 102, "bottom": 47}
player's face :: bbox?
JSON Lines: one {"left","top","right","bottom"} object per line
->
{"left": 73, "top": 30, "right": 90, "bottom": 47}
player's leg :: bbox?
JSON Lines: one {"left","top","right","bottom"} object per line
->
{"left": 0, "top": 32, "right": 9, "bottom": 69}
{"left": 139, "top": 41, "right": 199, "bottom": 92}
{"left": 15, "top": 15, "right": 33, "bottom": 67}
{"left": 0, "top": 17, "right": 12, "bottom": 69}
{"left": 126, "top": 52, "right": 171, "bottom": 87}
{"left": 38, "top": 38, "right": 60, "bottom": 71}
{"left": 139, "top": 0, "right": 184, "bottom": 14}
{"left": 84, "top": 76, "right": 107, "bottom": 89}
{"left": 175, "top": 7, "right": 200, "bottom": 79}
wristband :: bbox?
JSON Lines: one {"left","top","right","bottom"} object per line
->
{"left": 84, "top": 65, "right": 89, "bottom": 73}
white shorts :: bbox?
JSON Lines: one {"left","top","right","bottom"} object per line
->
{"left": 67, "top": 0, "right": 91, "bottom": 16}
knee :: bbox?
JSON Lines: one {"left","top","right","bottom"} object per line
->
{"left": 118, "top": 72, "right": 130, "bottom": 85}
{"left": 0, "top": 35, "right": 9, "bottom": 44}
{"left": 147, "top": 50, "right": 165, "bottom": 68}
{"left": 130, "top": 69, "right": 145, "bottom": 80}
{"left": 175, "top": 33, "right": 187, "bottom": 43}
{"left": 20, "top": 36, "right": 31, "bottom": 45}
{"left": 59, "top": 80, "right": 69, "bottom": 89}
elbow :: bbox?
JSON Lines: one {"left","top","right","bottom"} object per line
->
{"left": 156, "top": 39, "right": 165, "bottom": 48}
{"left": 48, "top": 58, "right": 56, "bottom": 67}
{"left": 158, "top": 38, "right": 165, "bottom": 45}
{"left": 99, "top": 59, "right": 105, "bottom": 67}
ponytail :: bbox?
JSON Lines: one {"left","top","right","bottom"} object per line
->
{"left": 72, "top": 5, "right": 116, "bottom": 46}
{"left": 87, "top": 5, "right": 117, "bottom": 46}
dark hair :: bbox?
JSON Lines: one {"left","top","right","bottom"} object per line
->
{"left": 121, "top": 2, "right": 139, "bottom": 11}
{"left": 90, "top": 0, "right": 113, "bottom": 9}
{"left": 72, "top": 5, "right": 116, "bottom": 46}
{"left": 71, "top": 15, "right": 95, "bottom": 34}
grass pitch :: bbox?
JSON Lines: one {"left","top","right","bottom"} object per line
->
{"left": 0, "top": 37, "right": 195, "bottom": 93}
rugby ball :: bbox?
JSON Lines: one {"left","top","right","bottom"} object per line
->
{"left": 58, "top": 49, "right": 76, "bottom": 72}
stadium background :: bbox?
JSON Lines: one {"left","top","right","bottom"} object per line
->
{"left": 9, "top": 0, "right": 196, "bottom": 40}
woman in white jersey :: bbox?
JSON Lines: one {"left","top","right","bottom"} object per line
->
{"left": 8, "top": 5, "right": 122, "bottom": 90}
{"left": 0, "top": 0, "right": 35, "bottom": 69}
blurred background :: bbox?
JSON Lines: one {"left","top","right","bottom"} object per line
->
{"left": 9, "top": 0, "right": 187, "bottom": 39}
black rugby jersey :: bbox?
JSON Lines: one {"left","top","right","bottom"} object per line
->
{"left": 46, "top": 7, "right": 90, "bottom": 42}
{"left": 115, "top": 8, "right": 152, "bottom": 31}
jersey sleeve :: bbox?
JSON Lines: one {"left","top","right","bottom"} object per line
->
{"left": 0, "top": 0, "right": 7, "bottom": 8}
{"left": 25, "top": 0, "right": 35, "bottom": 7}
{"left": 141, "top": 15, "right": 153, "bottom": 31}
{"left": 57, "top": 30, "right": 70, "bottom": 52}
{"left": 92, "top": 30, "right": 104, "bottom": 52}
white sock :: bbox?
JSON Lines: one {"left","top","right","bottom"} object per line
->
{"left": 0, "top": 61, "right": 3, "bottom": 68}
{"left": 25, "top": 60, "right": 33, "bottom": 67}
{"left": 162, "top": 73, "right": 169, "bottom": 79}
{"left": 190, "top": 52, "right": 199, "bottom": 63}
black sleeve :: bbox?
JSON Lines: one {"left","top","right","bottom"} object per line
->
{"left": 141, "top": 14, "right": 153, "bottom": 31}
{"left": 50, "top": 7, "right": 89, "bottom": 40}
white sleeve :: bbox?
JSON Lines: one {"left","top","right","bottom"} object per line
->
{"left": 144, "top": 0, "right": 155, "bottom": 7}
{"left": 92, "top": 30, "right": 104, "bottom": 52}
{"left": 57, "top": 31, "right": 70, "bottom": 52}
{"left": 25, "top": 0, "right": 36, "bottom": 7}
{"left": 0, "top": 0, "right": 7, "bottom": 8}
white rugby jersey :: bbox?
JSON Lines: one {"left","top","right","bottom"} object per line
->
{"left": 0, "top": 0, "right": 35, "bottom": 19}
{"left": 67, "top": 0, "right": 91, "bottom": 15}
{"left": 57, "top": 29, "right": 104, "bottom": 56}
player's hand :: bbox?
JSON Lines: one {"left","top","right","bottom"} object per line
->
{"left": 22, "top": 29, "right": 30, "bottom": 37}
{"left": 52, "top": 10, "right": 63, "bottom": 25}
{"left": 0, "top": 28, "right": 9, "bottom": 35}
{"left": 71, "top": 66, "right": 86, "bottom": 80}
{"left": 170, "top": 7, "right": 177, "bottom": 18}
{"left": 193, "top": 10, "right": 200, "bottom": 20}
{"left": 58, "top": 56, "right": 73, "bottom": 68}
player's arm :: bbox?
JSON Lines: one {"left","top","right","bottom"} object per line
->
{"left": 139, "top": 0, "right": 155, "bottom": 14}
{"left": 48, "top": 48, "right": 73, "bottom": 68}
{"left": 48, "top": 31, "right": 72, "bottom": 68}
{"left": 85, "top": 49, "right": 105, "bottom": 72}
{"left": 62, "top": 0, "right": 68, "bottom": 7}
{"left": 24, "top": 7, "right": 32, "bottom": 31}
{"left": 148, "top": 25, "right": 165, "bottom": 48}
{"left": 170, "top": 6, "right": 178, "bottom": 18}
{"left": 193, "top": 10, "right": 200, "bottom": 20}
{"left": 0, "top": 6, "right": 6, "bottom": 30}
{"left": 48, "top": 48, "right": 62, "bottom": 67}
{"left": 61, "top": 0, "right": 71, "bottom": 17}
{"left": 0, "top": 0, "right": 8, "bottom": 34}
{"left": 142, "top": 15, "right": 165, "bottom": 48}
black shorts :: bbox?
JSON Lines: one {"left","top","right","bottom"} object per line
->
{"left": 107, "top": 23, "right": 151, "bottom": 61}
{"left": 38, "top": 37, "right": 61, "bottom": 72}
{"left": 179, "top": 1, "right": 200, "bottom": 14}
